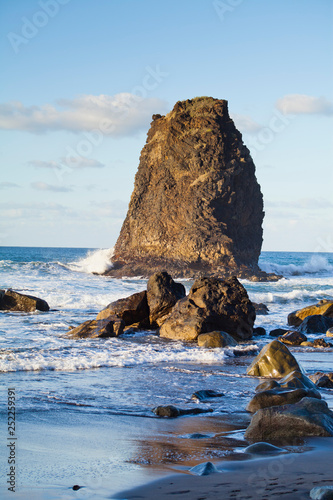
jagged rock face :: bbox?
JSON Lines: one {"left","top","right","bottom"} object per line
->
{"left": 109, "top": 97, "right": 264, "bottom": 278}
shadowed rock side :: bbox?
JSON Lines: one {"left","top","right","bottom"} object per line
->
{"left": 107, "top": 97, "right": 275, "bottom": 280}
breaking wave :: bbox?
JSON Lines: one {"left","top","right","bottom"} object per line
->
{"left": 66, "top": 248, "right": 114, "bottom": 274}
{"left": 260, "top": 254, "right": 333, "bottom": 276}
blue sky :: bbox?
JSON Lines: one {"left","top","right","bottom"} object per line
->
{"left": 0, "top": 0, "right": 332, "bottom": 251}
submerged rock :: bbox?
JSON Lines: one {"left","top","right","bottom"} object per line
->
{"left": 96, "top": 291, "right": 149, "bottom": 327}
{"left": 310, "top": 486, "right": 333, "bottom": 499}
{"left": 253, "top": 303, "right": 269, "bottom": 315}
{"left": 269, "top": 328, "right": 289, "bottom": 337}
{"left": 153, "top": 405, "right": 213, "bottom": 418}
{"left": 160, "top": 276, "right": 255, "bottom": 342}
{"left": 107, "top": 97, "right": 270, "bottom": 280}
{"left": 191, "top": 390, "right": 224, "bottom": 401}
{"left": 0, "top": 289, "right": 49, "bottom": 312}
{"left": 147, "top": 271, "right": 185, "bottom": 327}
{"left": 244, "top": 442, "right": 285, "bottom": 455}
{"left": 246, "top": 340, "right": 301, "bottom": 378}
{"left": 253, "top": 326, "right": 266, "bottom": 336}
{"left": 189, "top": 461, "right": 219, "bottom": 476}
{"left": 245, "top": 397, "right": 333, "bottom": 441}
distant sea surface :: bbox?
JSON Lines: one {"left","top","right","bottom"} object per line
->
{"left": 0, "top": 247, "right": 332, "bottom": 499}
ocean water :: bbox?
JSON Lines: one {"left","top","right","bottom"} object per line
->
{"left": 0, "top": 247, "right": 333, "bottom": 499}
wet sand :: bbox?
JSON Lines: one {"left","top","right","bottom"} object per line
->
{"left": 113, "top": 438, "right": 333, "bottom": 500}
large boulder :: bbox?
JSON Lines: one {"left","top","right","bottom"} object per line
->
{"left": 106, "top": 97, "right": 267, "bottom": 280}
{"left": 0, "top": 289, "right": 49, "bottom": 312}
{"left": 197, "top": 331, "right": 238, "bottom": 348}
{"left": 96, "top": 291, "right": 149, "bottom": 327}
{"left": 299, "top": 315, "right": 333, "bottom": 334}
{"left": 246, "top": 340, "right": 301, "bottom": 377}
{"left": 288, "top": 300, "right": 333, "bottom": 327}
{"left": 67, "top": 317, "right": 125, "bottom": 338}
{"left": 246, "top": 387, "right": 321, "bottom": 413}
{"left": 146, "top": 271, "right": 185, "bottom": 327}
{"left": 245, "top": 397, "right": 333, "bottom": 441}
{"left": 159, "top": 276, "right": 255, "bottom": 342}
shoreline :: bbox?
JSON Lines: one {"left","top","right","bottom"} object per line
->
{"left": 112, "top": 437, "right": 333, "bottom": 500}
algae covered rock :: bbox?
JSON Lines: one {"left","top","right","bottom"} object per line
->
{"left": 107, "top": 97, "right": 266, "bottom": 279}
{"left": 197, "top": 331, "right": 238, "bottom": 348}
{"left": 246, "top": 340, "right": 301, "bottom": 378}
{"left": 245, "top": 397, "right": 333, "bottom": 441}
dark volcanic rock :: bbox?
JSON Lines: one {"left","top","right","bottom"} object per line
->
{"left": 278, "top": 330, "right": 307, "bottom": 346}
{"left": 288, "top": 301, "right": 333, "bottom": 327}
{"left": 96, "top": 291, "right": 149, "bottom": 327}
{"left": 253, "top": 302, "right": 269, "bottom": 315}
{"left": 0, "top": 289, "right": 49, "bottom": 312}
{"left": 309, "top": 372, "right": 333, "bottom": 388}
{"left": 299, "top": 315, "right": 333, "bottom": 335}
{"left": 107, "top": 97, "right": 270, "bottom": 280}
{"left": 153, "top": 405, "right": 213, "bottom": 418}
{"left": 147, "top": 271, "right": 185, "bottom": 327}
{"left": 67, "top": 317, "right": 125, "bottom": 338}
{"left": 159, "top": 276, "right": 255, "bottom": 342}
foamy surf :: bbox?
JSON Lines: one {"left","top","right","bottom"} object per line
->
{"left": 67, "top": 247, "right": 114, "bottom": 274}
{"left": 260, "top": 254, "right": 333, "bottom": 276}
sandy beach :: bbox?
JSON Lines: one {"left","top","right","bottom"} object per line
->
{"left": 113, "top": 438, "right": 333, "bottom": 500}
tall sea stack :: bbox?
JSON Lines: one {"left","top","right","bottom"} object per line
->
{"left": 107, "top": 97, "right": 267, "bottom": 279}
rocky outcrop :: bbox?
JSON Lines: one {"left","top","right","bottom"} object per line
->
{"left": 67, "top": 317, "right": 125, "bottom": 338}
{"left": 147, "top": 271, "right": 185, "bottom": 327}
{"left": 288, "top": 300, "right": 333, "bottom": 327}
{"left": 106, "top": 97, "right": 277, "bottom": 280}
{"left": 159, "top": 276, "right": 255, "bottom": 342}
{"left": 0, "top": 289, "right": 49, "bottom": 312}
{"left": 245, "top": 397, "right": 333, "bottom": 441}
{"left": 96, "top": 291, "right": 149, "bottom": 327}
{"left": 247, "top": 340, "right": 301, "bottom": 377}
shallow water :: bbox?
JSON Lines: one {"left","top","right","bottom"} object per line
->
{"left": 0, "top": 247, "right": 332, "bottom": 498}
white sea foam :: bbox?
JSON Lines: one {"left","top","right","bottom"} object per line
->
{"left": 260, "top": 254, "right": 333, "bottom": 276}
{"left": 251, "top": 287, "right": 333, "bottom": 305}
{"left": 67, "top": 248, "right": 114, "bottom": 274}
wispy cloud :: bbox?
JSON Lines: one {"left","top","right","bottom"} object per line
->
{"left": 0, "top": 93, "right": 168, "bottom": 135}
{"left": 0, "top": 202, "right": 78, "bottom": 219}
{"left": 31, "top": 182, "right": 73, "bottom": 192}
{"left": 265, "top": 197, "right": 333, "bottom": 209}
{"left": 231, "top": 113, "right": 262, "bottom": 133}
{"left": 0, "top": 182, "right": 20, "bottom": 189}
{"left": 28, "top": 158, "right": 105, "bottom": 169}
{"left": 90, "top": 200, "right": 128, "bottom": 218}
{"left": 276, "top": 94, "right": 333, "bottom": 116}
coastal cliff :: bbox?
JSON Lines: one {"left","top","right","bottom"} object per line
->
{"left": 107, "top": 97, "right": 273, "bottom": 279}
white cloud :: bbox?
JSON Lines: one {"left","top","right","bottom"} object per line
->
{"left": 231, "top": 113, "right": 262, "bottom": 133}
{"left": 0, "top": 182, "right": 20, "bottom": 189}
{"left": 0, "top": 93, "right": 168, "bottom": 135}
{"left": 31, "top": 182, "right": 73, "bottom": 192}
{"left": 0, "top": 202, "right": 78, "bottom": 219}
{"left": 276, "top": 94, "right": 333, "bottom": 116}
{"left": 90, "top": 200, "right": 128, "bottom": 218}
{"left": 29, "top": 158, "right": 105, "bottom": 169}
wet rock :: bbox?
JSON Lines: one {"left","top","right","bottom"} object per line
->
{"left": 278, "top": 370, "right": 318, "bottom": 391}
{"left": 309, "top": 372, "right": 333, "bottom": 388}
{"left": 153, "top": 405, "right": 213, "bottom": 418}
{"left": 245, "top": 397, "right": 333, "bottom": 441}
{"left": 246, "top": 386, "right": 321, "bottom": 413}
{"left": 253, "top": 326, "right": 266, "bottom": 336}
{"left": 72, "top": 485, "right": 82, "bottom": 491}
{"left": 310, "top": 486, "right": 333, "bottom": 499}
{"left": 147, "top": 271, "right": 185, "bottom": 327}
{"left": 303, "top": 338, "right": 333, "bottom": 348}
{"left": 288, "top": 300, "right": 333, "bottom": 327}
{"left": 278, "top": 330, "right": 307, "bottom": 346}
{"left": 327, "top": 327, "right": 333, "bottom": 337}
{"left": 96, "top": 291, "right": 149, "bottom": 327}
{"left": 269, "top": 328, "right": 289, "bottom": 337}
{"left": 67, "top": 317, "right": 125, "bottom": 338}
{"left": 232, "top": 345, "right": 259, "bottom": 356}
{"left": 255, "top": 380, "right": 280, "bottom": 392}
{"left": 253, "top": 303, "right": 269, "bottom": 315}
{"left": 189, "top": 461, "right": 219, "bottom": 476}
{"left": 159, "top": 276, "right": 255, "bottom": 342}
{"left": 299, "top": 315, "right": 333, "bottom": 335}
{"left": 107, "top": 97, "right": 265, "bottom": 279}
{"left": 244, "top": 442, "right": 285, "bottom": 454}
{"left": 246, "top": 340, "right": 301, "bottom": 378}
{"left": 0, "top": 289, "right": 49, "bottom": 312}
{"left": 197, "top": 331, "right": 238, "bottom": 348}
{"left": 191, "top": 390, "right": 224, "bottom": 401}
